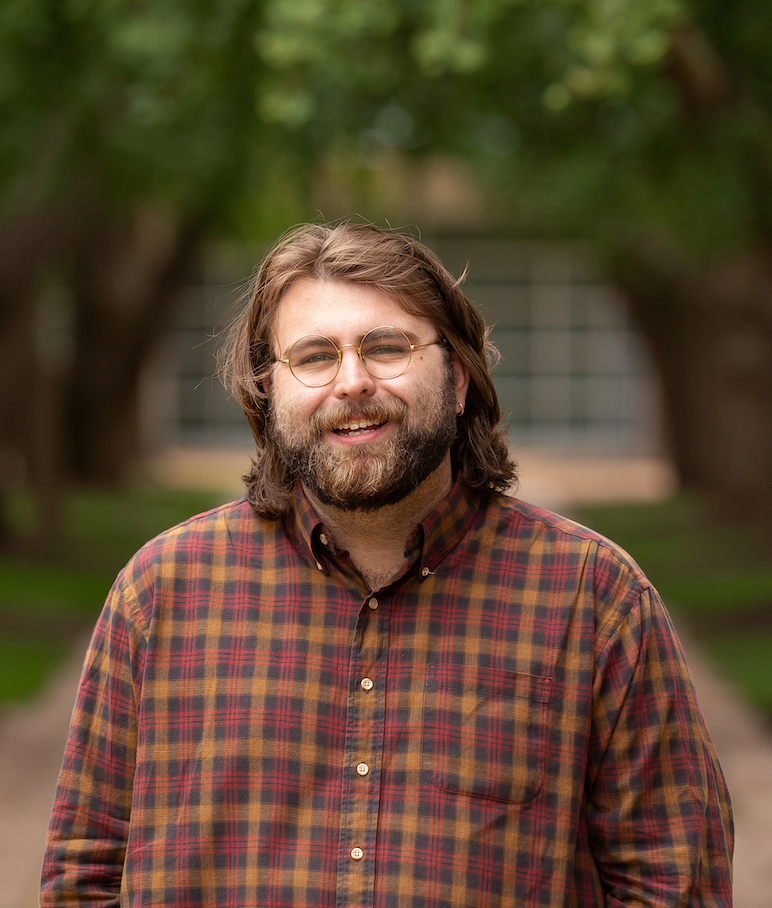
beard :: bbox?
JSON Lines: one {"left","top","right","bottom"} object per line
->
{"left": 267, "top": 371, "right": 458, "bottom": 512}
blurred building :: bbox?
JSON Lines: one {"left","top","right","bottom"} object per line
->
{"left": 142, "top": 237, "right": 661, "bottom": 457}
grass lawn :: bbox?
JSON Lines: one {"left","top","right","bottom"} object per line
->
{"left": 0, "top": 485, "right": 226, "bottom": 704}
{"left": 577, "top": 495, "right": 772, "bottom": 719}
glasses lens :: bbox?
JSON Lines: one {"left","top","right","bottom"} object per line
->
{"left": 288, "top": 336, "right": 340, "bottom": 386}
{"left": 360, "top": 327, "right": 412, "bottom": 379}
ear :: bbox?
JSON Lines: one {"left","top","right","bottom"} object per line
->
{"left": 259, "top": 364, "right": 274, "bottom": 397}
{"left": 451, "top": 353, "right": 470, "bottom": 410}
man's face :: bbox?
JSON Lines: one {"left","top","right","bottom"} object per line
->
{"left": 267, "top": 278, "right": 469, "bottom": 511}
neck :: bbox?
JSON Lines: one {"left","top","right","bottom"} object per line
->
{"left": 305, "top": 458, "right": 453, "bottom": 590}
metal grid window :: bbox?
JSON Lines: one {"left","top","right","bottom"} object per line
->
{"left": 434, "top": 239, "right": 658, "bottom": 452}
{"left": 145, "top": 240, "right": 659, "bottom": 454}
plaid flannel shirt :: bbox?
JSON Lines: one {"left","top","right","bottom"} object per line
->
{"left": 42, "top": 479, "right": 733, "bottom": 907}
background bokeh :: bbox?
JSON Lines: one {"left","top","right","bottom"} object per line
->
{"left": 1, "top": 1, "right": 771, "bottom": 905}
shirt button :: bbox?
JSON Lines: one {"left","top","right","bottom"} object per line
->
{"left": 351, "top": 847, "right": 364, "bottom": 861}
{"left": 315, "top": 561, "right": 324, "bottom": 571}
{"left": 319, "top": 533, "right": 328, "bottom": 546}
{"left": 360, "top": 677, "right": 374, "bottom": 691}
{"left": 356, "top": 762, "right": 370, "bottom": 776}
{"left": 421, "top": 566, "right": 431, "bottom": 577}
{"left": 367, "top": 597, "right": 378, "bottom": 610}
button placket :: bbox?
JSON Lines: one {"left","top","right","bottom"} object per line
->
{"left": 336, "top": 593, "right": 387, "bottom": 906}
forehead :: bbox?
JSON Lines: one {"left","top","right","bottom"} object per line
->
{"left": 273, "top": 278, "right": 434, "bottom": 349}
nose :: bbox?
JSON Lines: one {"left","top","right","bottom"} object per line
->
{"left": 332, "top": 344, "right": 376, "bottom": 399}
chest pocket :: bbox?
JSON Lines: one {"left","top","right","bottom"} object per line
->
{"left": 422, "top": 664, "right": 551, "bottom": 804}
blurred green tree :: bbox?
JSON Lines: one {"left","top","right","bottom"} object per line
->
{"left": 255, "top": 0, "right": 772, "bottom": 526}
{"left": 0, "top": 0, "right": 309, "bottom": 541}
{"left": 1, "top": 0, "right": 770, "bottom": 541}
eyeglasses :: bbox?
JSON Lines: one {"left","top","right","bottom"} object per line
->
{"left": 278, "top": 325, "right": 442, "bottom": 387}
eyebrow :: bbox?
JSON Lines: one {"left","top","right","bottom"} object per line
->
{"left": 290, "top": 335, "right": 330, "bottom": 350}
{"left": 278, "top": 335, "right": 330, "bottom": 360}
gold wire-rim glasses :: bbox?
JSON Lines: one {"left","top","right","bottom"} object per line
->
{"left": 278, "top": 325, "right": 442, "bottom": 387}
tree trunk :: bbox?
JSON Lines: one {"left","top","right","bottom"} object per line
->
{"left": 611, "top": 239, "right": 772, "bottom": 527}
{"left": 0, "top": 208, "right": 72, "bottom": 548}
{"left": 0, "top": 199, "right": 205, "bottom": 550}
{"left": 66, "top": 203, "right": 204, "bottom": 485}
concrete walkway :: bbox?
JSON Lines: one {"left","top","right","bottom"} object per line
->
{"left": 0, "top": 637, "right": 90, "bottom": 908}
{"left": 2, "top": 451, "right": 770, "bottom": 906}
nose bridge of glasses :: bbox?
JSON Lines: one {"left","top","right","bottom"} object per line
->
{"left": 336, "top": 340, "right": 375, "bottom": 379}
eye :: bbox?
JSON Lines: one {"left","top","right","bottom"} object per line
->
{"left": 297, "top": 349, "right": 338, "bottom": 366}
{"left": 366, "top": 343, "right": 404, "bottom": 358}
{"left": 362, "top": 330, "right": 411, "bottom": 361}
{"left": 288, "top": 336, "right": 339, "bottom": 372}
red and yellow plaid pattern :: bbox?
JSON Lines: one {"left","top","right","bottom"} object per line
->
{"left": 42, "top": 480, "right": 732, "bottom": 906}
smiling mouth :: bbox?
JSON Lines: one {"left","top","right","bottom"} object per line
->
{"left": 332, "top": 420, "right": 387, "bottom": 437}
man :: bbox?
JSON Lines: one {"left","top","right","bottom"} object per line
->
{"left": 42, "top": 222, "right": 733, "bottom": 906}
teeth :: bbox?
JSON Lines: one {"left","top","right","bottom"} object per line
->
{"left": 340, "top": 420, "right": 379, "bottom": 431}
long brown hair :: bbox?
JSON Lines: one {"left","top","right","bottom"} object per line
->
{"left": 221, "top": 221, "right": 517, "bottom": 518}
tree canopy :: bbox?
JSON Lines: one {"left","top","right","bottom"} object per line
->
{"left": 4, "top": 0, "right": 769, "bottom": 245}
{"left": 1, "top": 0, "right": 770, "bottom": 534}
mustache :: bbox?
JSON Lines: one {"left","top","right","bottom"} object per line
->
{"left": 309, "top": 398, "right": 408, "bottom": 433}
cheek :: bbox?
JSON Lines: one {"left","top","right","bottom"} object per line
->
{"left": 274, "top": 383, "right": 328, "bottom": 419}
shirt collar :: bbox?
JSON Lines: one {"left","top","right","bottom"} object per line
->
{"left": 284, "top": 482, "right": 328, "bottom": 568}
{"left": 284, "top": 475, "right": 481, "bottom": 580}
{"left": 409, "top": 473, "right": 481, "bottom": 577}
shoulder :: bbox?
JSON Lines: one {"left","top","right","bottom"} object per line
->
{"left": 137, "top": 496, "right": 259, "bottom": 554}
{"left": 481, "top": 495, "right": 669, "bottom": 652}
{"left": 484, "top": 493, "right": 654, "bottom": 602}
{"left": 115, "top": 498, "right": 275, "bottom": 599}
{"left": 487, "top": 493, "right": 640, "bottom": 556}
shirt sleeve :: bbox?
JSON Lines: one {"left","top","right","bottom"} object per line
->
{"left": 585, "top": 580, "right": 734, "bottom": 906}
{"left": 40, "top": 574, "right": 147, "bottom": 906}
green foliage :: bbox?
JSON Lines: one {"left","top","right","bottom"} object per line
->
{"left": 2, "top": 2, "right": 771, "bottom": 530}
{"left": 0, "top": 0, "right": 299, "bottom": 229}
{"left": 3, "top": 0, "right": 771, "bottom": 697}
{"left": 0, "top": 636, "right": 68, "bottom": 703}
{"left": 704, "top": 633, "right": 772, "bottom": 717}
{"left": 2, "top": 0, "right": 771, "bottom": 251}
{"left": 0, "top": 560, "right": 112, "bottom": 622}
{"left": 242, "top": 0, "right": 772, "bottom": 254}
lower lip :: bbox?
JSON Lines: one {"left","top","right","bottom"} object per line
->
{"left": 326, "top": 422, "right": 392, "bottom": 445}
